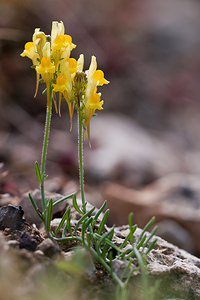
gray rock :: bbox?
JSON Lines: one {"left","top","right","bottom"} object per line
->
{"left": 37, "top": 238, "right": 61, "bottom": 258}
{"left": 0, "top": 205, "right": 25, "bottom": 230}
{"left": 115, "top": 226, "right": 200, "bottom": 299}
{"left": 19, "top": 189, "right": 69, "bottom": 227}
{"left": 7, "top": 240, "right": 20, "bottom": 249}
{"left": 19, "top": 231, "right": 38, "bottom": 251}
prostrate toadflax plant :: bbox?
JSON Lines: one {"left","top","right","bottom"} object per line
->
{"left": 21, "top": 21, "right": 157, "bottom": 300}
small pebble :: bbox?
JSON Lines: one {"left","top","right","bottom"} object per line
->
{"left": 37, "top": 238, "right": 61, "bottom": 258}
{"left": 7, "top": 240, "right": 20, "bottom": 249}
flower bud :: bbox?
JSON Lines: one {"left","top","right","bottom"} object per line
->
{"left": 73, "top": 71, "right": 87, "bottom": 106}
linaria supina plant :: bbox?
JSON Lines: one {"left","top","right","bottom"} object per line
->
{"left": 21, "top": 21, "right": 158, "bottom": 300}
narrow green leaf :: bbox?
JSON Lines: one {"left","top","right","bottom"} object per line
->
{"left": 75, "top": 206, "right": 95, "bottom": 233}
{"left": 81, "top": 217, "right": 93, "bottom": 245}
{"left": 136, "top": 234, "right": 147, "bottom": 250}
{"left": 86, "top": 232, "right": 91, "bottom": 248}
{"left": 55, "top": 209, "right": 69, "bottom": 236}
{"left": 134, "top": 246, "right": 146, "bottom": 273}
{"left": 145, "top": 238, "right": 158, "bottom": 255}
{"left": 101, "top": 228, "right": 114, "bottom": 259}
{"left": 97, "top": 228, "right": 114, "bottom": 253}
{"left": 66, "top": 206, "right": 73, "bottom": 236}
{"left": 35, "top": 161, "right": 42, "bottom": 184}
{"left": 62, "top": 222, "right": 68, "bottom": 238}
{"left": 97, "top": 209, "right": 109, "bottom": 235}
{"left": 142, "top": 226, "right": 158, "bottom": 250}
{"left": 137, "top": 216, "right": 155, "bottom": 243}
{"left": 120, "top": 259, "right": 132, "bottom": 281}
{"left": 46, "top": 198, "right": 53, "bottom": 233}
{"left": 53, "top": 193, "right": 75, "bottom": 207}
{"left": 72, "top": 194, "right": 84, "bottom": 215}
{"left": 94, "top": 233, "right": 123, "bottom": 254}
{"left": 42, "top": 88, "right": 47, "bottom": 95}
{"left": 120, "top": 224, "right": 137, "bottom": 249}
{"left": 52, "top": 235, "right": 81, "bottom": 243}
{"left": 93, "top": 200, "right": 107, "bottom": 225}
{"left": 28, "top": 193, "right": 43, "bottom": 220}
{"left": 128, "top": 212, "right": 134, "bottom": 244}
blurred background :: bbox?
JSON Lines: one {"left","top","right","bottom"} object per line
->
{"left": 1, "top": 0, "right": 200, "bottom": 255}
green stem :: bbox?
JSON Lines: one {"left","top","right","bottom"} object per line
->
{"left": 40, "top": 88, "right": 52, "bottom": 213}
{"left": 78, "top": 107, "right": 86, "bottom": 213}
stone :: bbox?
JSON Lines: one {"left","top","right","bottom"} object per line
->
{"left": 19, "top": 231, "right": 38, "bottom": 251}
{"left": 0, "top": 205, "right": 25, "bottom": 230}
{"left": 7, "top": 240, "right": 20, "bottom": 249}
{"left": 37, "top": 238, "right": 61, "bottom": 258}
{"left": 114, "top": 226, "right": 200, "bottom": 299}
{"left": 86, "top": 114, "right": 182, "bottom": 186}
{"left": 19, "top": 189, "right": 70, "bottom": 227}
{"left": 103, "top": 173, "right": 200, "bottom": 256}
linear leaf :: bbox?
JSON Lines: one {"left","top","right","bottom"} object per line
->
{"left": 75, "top": 207, "right": 95, "bottom": 233}
{"left": 53, "top": 193, "right": 75, "bottom": 207}
{"left": 72, "top": 194, "right": 83, "bottom": 215}
{"left": 97, "top": 209, "right": 109, "bottom": 235}
{"left": 136, "top": 234, "right": 147, "bottom": 250}
{"left": 128, "top": 212, "right": 134, "bottom": 244}
{"left": 137, "top": 216, "right": 155, "bottom": 243}
{"left": 119, "top": 224, "right": 137, "bottom": 250}
{"left": 97, "top": 228, "right": 114, "bottom": 253}
{"left": 55, "top": 209, "right": 69, "bottom": 236}
{"left": 145, "top": 238, "right": 158, "bottom": 255}
{"left": 142, "top": 226, "right": 158, "bottom": 250}
{"left": 46, "top": 198, "right": 53, "bottom": 233}
{"left": 94, "top": 233, "right": 123, "bottom": 254}
{"left": 35, "top": 161, "right": 42, "bottom": 184}
{"left": 28, "top": 193, "right": 43, "bottom": 220}
{"left": 93, "top": 200, "right": 107, "bottom": 224}
{"left": 101, "top": 228, "right": 114, "bottom": 259}
{"left": 66, "top": 206, "right": 73, "bottom": 236}
{"left": 81, "top": 217, "right": 93, "bottom": 245}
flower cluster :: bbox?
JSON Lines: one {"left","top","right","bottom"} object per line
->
{"left": 21, "top": 21, "right": 109, "bottom": 144}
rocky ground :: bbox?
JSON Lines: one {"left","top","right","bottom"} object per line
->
{"left": 0, "top": 191, "right": 200, "bottom": 300}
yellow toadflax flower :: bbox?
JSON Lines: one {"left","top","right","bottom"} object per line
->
{"left": 32, "top": 28, "right": 46, "bottom": 59}
{"left": 20, "top": 42, "right": 39, "bottom": 65}
{"left": 83, "top": 56, "right": 109, "bottom": 147}
{"left": 36, "top": 56, "right": 55, "bottom": 105}
{"left": 52, "top": 56, "right": 82, "bottom": 130}
{"left": 84, "top": 93, "right": 104, "bottom": 147}
{"left": 53, "top": 75, "right": 73, "bottom": 130}
{"left": 51, "top": 21, "right": 65, "bottom": 44}
{"left": 51, "top": 21, "right": 76, "bottom": 70}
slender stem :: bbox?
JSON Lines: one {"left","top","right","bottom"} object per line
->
{"left": 40, "top": 88, "right": 52, "bottom": 213}
{"left": 78, "top": 107, "right": 86, "bottom": 213}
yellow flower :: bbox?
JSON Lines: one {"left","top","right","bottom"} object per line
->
{"left": 52, "top": 34, "right": 76, "bottom": 52}
{"left": 53, "top": 74, "right": 74, "bottom": 130}
{"left": 77, "top": 54, "right": 84, "bottom": 72}
{"left": 84, "top": 93, "right": 103, "bottom": 147}
{"left": 68, "top": 58, "right": 77, "bottom": 75}
{"left": 92, "top": 70, "right": 110, "bottom": 86}
{"left": 83, "top": 56, "right": 109, "bottom": 146}
{"left": 36, "top": 57, "right": 55, "bottom": 80}
{"left": 32, "top": 28, "right": 46, "bottom": 58}
{"left": 36, "top": 57, "right": 55, "bottom": 105}
{"left": 51, "top": 21, "right": 65, "bottom": 44}
{"left": 53, "top": 75, "right": 68, "bottom": 93}
{"left": 85, "top": 93, "right": 104, "bottom": 110}
{"left": 20, "top": 42, "right": 39, "bottom": 65}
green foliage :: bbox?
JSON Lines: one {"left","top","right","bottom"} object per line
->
{"left": 30, "top": 190, "right": 157, "bottom": 300}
